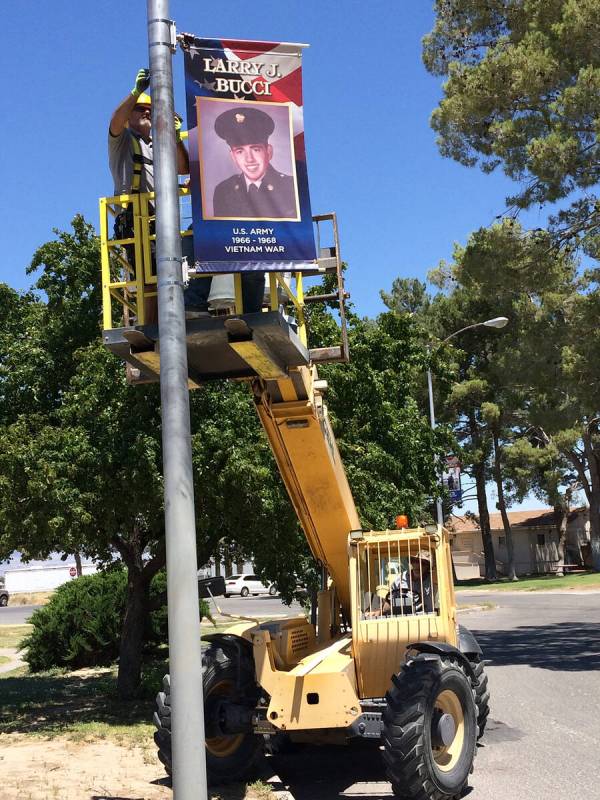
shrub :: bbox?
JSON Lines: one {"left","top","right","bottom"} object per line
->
{"left": 22, "top": 567, "right": 210, "bottom": 672}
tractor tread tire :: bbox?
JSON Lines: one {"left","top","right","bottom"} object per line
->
{"left": 154, "top": 640, "right": 262, "bottom": 785}
{"left": 382, "top": 656, "right": 477, "bottom": 800}
{"left": 470, "top": 658, "right": 490, "bottom": 740}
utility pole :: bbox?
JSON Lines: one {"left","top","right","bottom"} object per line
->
{"left": 426, "top": 366, "right": 444, "bottom": 526}
{"left": 146, "top": 3, "right": 207, "bottom": 798}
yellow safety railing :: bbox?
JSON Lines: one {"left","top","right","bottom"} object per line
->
{"left": 99, "top": 187, "right": 308, "bottom": 345}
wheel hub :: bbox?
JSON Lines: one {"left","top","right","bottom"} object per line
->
{"left": 431, "top": 710, "right": 456, "bottom": 747}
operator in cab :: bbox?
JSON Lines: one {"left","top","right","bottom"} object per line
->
{"left": 365, "top": 551, "right": 436, "bottom": 618}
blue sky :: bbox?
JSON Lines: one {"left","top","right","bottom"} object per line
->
{"left": 1, "top": 0, "right": 551, "bottom": 310}
{"left": 1, "top": 1, "right": 551, "bottom": 516}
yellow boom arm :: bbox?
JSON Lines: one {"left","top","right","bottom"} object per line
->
{"left": 253, "top": 367, "right": 361, "bottom": 617}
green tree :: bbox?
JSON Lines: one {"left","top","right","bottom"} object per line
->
{"left": 506, "top": 434, "right": 580, "bottom": 575}
{"left": 423, "top": 0, "right": 600, "bottom": 240}
{"left": 430, "top": 219, "right": 600, "bottom": 569}
{"left": 0, "top": 220, "right": 447, "bottom": 697}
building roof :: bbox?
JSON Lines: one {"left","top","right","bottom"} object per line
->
{"left": 449, "top": 507, "right": 588, "bottom": 533}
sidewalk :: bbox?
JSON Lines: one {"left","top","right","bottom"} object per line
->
{"left": 0, "top": 647, "right": 25, "bottom": 674}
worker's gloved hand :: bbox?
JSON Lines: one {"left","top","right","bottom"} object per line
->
{"left": 174, "top": 113, "right": 183, "bottom": 142}
{"left": 132, "top": 68, "right": 150, "bottom": 97}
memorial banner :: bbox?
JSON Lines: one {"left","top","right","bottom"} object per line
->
{"left": 183, "top": 37, "right": 317, "bottom": 272}
{"left": 444, "top": 456, "right": 462, "bottom": 504}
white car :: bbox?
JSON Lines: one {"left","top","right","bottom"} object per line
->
{"left": 224, "top": 574, "right": 277, "bottom": 598}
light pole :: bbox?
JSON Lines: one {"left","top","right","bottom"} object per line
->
{"left": 147, "top": 3, "right": 208, "bottom": 798}
{"left": 427, "top": 316, "right": 508, "bottom": 525}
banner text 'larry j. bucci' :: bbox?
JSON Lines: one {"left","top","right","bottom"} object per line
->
{"left": 183, "top": 38, "right": 317, "bottom": 272}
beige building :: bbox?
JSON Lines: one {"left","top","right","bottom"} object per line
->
{"left": 448, "top": 507, "right": 590, "bottom": 579}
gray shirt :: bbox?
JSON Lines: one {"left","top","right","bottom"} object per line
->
{"left": 108, "top": 128, "right": 154, "bottom": 195}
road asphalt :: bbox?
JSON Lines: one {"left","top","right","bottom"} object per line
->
{"left": 0, "top": 604, "right": 40, "bottom": 625}
{"left": 263, "top": 591, "right": 600, "bottom": 800}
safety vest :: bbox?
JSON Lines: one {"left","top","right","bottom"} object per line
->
{"left": 130, "top": 133, "right": 152, "bottom": 194}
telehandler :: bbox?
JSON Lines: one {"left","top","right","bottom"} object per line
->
{"left": 99, "top": 197, "right": 490, "bottom": 800}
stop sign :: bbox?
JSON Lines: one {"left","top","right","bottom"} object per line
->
{"left": 69, "top": 566, "right": 77, "bottom": 577}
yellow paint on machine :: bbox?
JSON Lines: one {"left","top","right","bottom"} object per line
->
{"left": 254, "top": 369, "right": 360, "bottom": 616}
{"left": 253, "top": 630, "right": 361, "bottom": 730}
{"left": 228, "top": 340, "right": 287, "bottom": 380}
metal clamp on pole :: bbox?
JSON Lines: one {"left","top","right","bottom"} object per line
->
{"left": 146, "top": 2, "right": 208, "bottom": 799}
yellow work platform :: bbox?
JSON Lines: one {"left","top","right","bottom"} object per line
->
{"left": 103, "top": 310, "right": 309, "bottom": 385}
{"left": 99, "top": 188, "right": 348, "bottom": 385}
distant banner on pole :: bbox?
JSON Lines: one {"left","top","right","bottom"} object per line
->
{"left": 183, "top": 37, "right": 317, "bottom": 272}
{"left": 444, "top": 456, "right": 462, "bottom": 503}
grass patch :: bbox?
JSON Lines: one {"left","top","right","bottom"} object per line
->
{"left": 0, "top": 624, "right": 32, "bottom": 649}
{"left": 6, "top": 591, "right": 54, "bottom": 606}
{"left": 457, "top": 601, "right": 495, "bottom": 611}
{"left": 0, "top": 655, "right": 11, "bottom": 665}
{"left": 0, "top": 657, "right": 168, "bottom": 740}
{"left": 246, "top": 780, "right": 275, "bottom": 799}
{"left": 455, "top": 572, "right": 600, "bottom": 592}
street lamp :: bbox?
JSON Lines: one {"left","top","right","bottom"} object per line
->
{"left": 427, "top": 317, "right": 509, "bottom": 525}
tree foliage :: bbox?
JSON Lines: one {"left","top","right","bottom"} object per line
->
{"left": 424, "top": 0, "right": 600, "bottom": 217}
{"left": 0, "top": 218, "right": 445, "bottom": 694}
{"left": 424, "top": 0, "right": 600, "bottom": 280}
{"left": 22, "top": 568, "right": 209, "bottom": 673}
{"left": 425, "top": 218, "right": 600, "bottom": 572}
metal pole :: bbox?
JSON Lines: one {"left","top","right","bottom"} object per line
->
{"left": 427, "top": 367, "right": 444, "bottom": 526}
{"left": 146, "top": 3, "right": 207, "bottom": 798}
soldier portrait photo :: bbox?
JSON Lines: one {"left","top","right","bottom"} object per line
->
{"left": 197, "top": 98, "right": 300, "bottom": 221}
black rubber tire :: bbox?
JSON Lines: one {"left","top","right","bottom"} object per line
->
{"left": 268, "top": 585, "right": 277, "bottom": 597}
{"left": 240, "top": 586, "right": 249, "bottom": 597}
{"left": 0, "top": 595, "right": 8, "bottom": 607}
{"left": 154, "top": 642, "right": 262, "bottom": 785}
{"left": 383, "top": 656, "right": 477, "bottom": 800}
{"left": 469, "top": 656, "right": 490, "bottom": 740}
{"left": 224, "top": 593, "right": 230, "bottom": 599}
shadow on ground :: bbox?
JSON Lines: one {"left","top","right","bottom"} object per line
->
{"left": 263, "top": 742, "right": 391, "bottom": 800}
{"left": 92, "top": 786, "right": 246, "bottom": 800}
{"left": 471, "top": 621, "right": 600, "bottom": 671}
{"left": 264, "top": 744, "right": 476, "bottom": 800}
{"left": 263, "top": 741, "right": 471, "bottom": 800}
{"left": 0, "top": 669, "right": 156, "bottom": 735}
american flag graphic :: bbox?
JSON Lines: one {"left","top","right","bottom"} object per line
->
{"left": 185, "top": 38, "right": 307, "bottom": 154}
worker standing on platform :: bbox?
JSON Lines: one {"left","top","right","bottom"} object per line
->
{"left": 109, "top": 68, "right": 265, "bottom": 319}
{"left": 109, "top": 67, "right": 211, "bottom": 319}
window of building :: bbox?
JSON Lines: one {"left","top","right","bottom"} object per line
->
{"left": 498, "top": 536, "right": 506, "bottom": 547}
{"left": 537, "top": 533, "right": 546, "bottom": 546}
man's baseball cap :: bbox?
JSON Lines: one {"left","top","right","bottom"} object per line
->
{"left": 410, "top": 550, "right": 432, "bottom": 562}
{"left": 215, "top": 107, "right": 275, "bottom": 147}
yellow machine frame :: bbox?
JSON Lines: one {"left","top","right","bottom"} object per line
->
{"left": 100, "top": 188, "right": 311, "bottom": 341}
{"left": 211, "top": 525, "right": 457, "bottom": 732}
{"left": 100, "top": 189, "right": 482, "bottom": 793}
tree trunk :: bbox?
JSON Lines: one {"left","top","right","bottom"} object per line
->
{"left": 492, "top": 431, "right": 517, "bottom": 581}
{"left": 583, "top": 428, "right": 600, "bottom": 572}
{"left": 553, "top": 501, "right": 569, "bottom": 577}
{"left": 470, "top": 411, "right": 496, "bottom": 581}
{"left": 117, "top": 566, "right": 150, "bottom": 699}
{"left": 74, "top": 551, "right": 83, "bottom": 577}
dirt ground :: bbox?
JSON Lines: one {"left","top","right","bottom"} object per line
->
{"left": 0, "top": 735, "right": 171, "bottom": 800}
{"left": 0, "top": 734, "right": 279, "bottom": 800}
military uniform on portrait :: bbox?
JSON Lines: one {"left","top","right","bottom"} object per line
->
{"left": 211, "top": 105, "right": 298, "bottom": 220}
{"left": 213, "top": 165, "right": 297, "bottom": 219}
